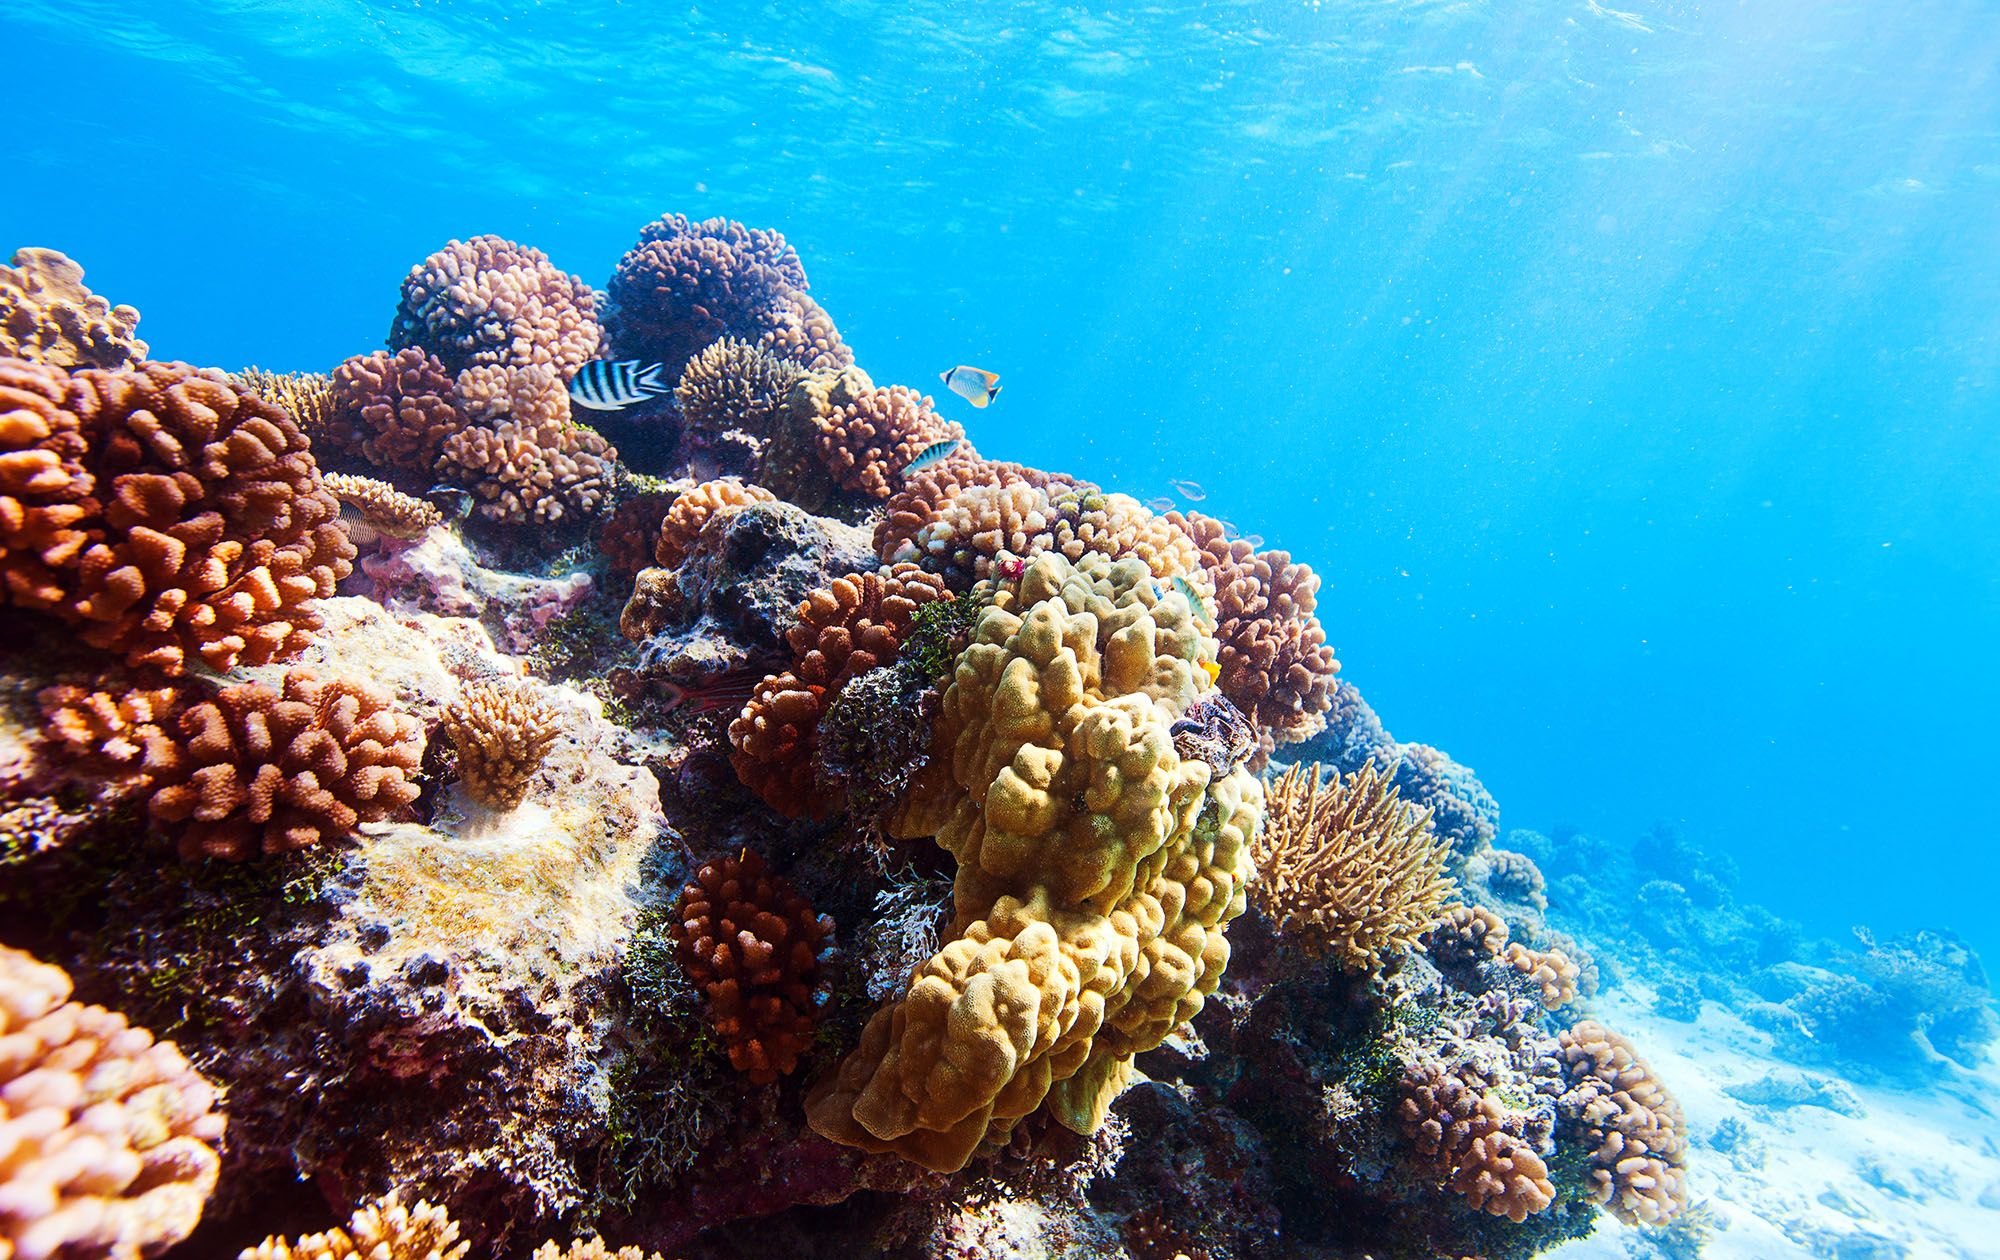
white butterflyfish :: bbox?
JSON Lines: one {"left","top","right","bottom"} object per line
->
{"left": 939, "top": 364, "right": 1001, "bottom": 408}
{"left": 569, "top": 359, "right": 671, "bottom": 411}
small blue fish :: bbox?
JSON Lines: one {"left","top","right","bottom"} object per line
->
{"left": 902, "top": 437, "right": 963, "bottom": 477}
{"left": 569, "top": 360, "right": 670, "bottom": 411}
{"left": 939, "top": 365, "right": 1001, "bottom": 408}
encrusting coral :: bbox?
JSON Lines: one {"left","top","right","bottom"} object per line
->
{"left": 0, "top": 247, "right": 147, "bottom": 369}
{"left": 323, "top": 472, "right": 443, "bottom": 540}
{"left": 0, "top": 944, "right": 224, "bottom": 1260}
{"left": 389, "top": 235, "right": 602, "bottom": 377}
{"left": 1249, "top": 761, "right": 1454, "bottom": 972}
{"left": 672, "top": 849, "right": 835, "bottom": 1084}
{"left": 727, "top": 562, "right": 954, "bottom": 818}
{"left": 0, "top": 359, "right": 354, "bottom": 675}
{"left": 788, "top": 367, "right": 964, "bottom": 500}
{"left": 1557, "top": 1020, "right": 1689, "bottom": 1226}
{"left": 145, "top": 669, "right": 425, "bottom": 859}
{"left": 807, "top": 550, "right": 1261, "bottom": 1171}
{"left": 1397, "top": 1062, "right": 1557, "bottom": 1224}
{"left": 653, "top": 478, "right": 778, "bottom": 569}
{"left": 238, "top": 1192, "right": 467, "bottom": 1260}
{"left": 441, "top": 675, "right": 565, "bottom": 810}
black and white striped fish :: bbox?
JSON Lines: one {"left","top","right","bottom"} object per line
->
{"left": 568, "top": 359, "right": 671, "bottom": 411}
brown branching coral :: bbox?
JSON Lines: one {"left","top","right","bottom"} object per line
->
{"left": 675, "top": 338, "right": 805, "bottom": 477}
{"left": 759, "top": 291, "right": 852, "bottom": 373}
{"left": 1, "top": 944, "right": 224, "bottom": 1260}
{"left": 606, "top": 214, "right": 809, "bottom": 372}
{"left": 239, "top": 1192, "right": 467, "bottom": 1260}
{"left": 1423, "top": 903, "right": 1511, "bottom": 965}
{"left": 0, "top": 359, "right": 355, "bottom": 675}
{"left": 727, "top": 563, "right": 953, "bottom": 817}
{"left": 653, "top": 478, "right": 777, "bottom": 568}
{"left": 672, "top": 850, "right": 835, "bottom": 1084}
{"left": 37, "top": 680, "right": 183, "bottom": 783}
{"left": 1397, "top": 1063, "right": 1556, "bottom": 1224}
{"left": 390, "top": 235, "right": 602, "bottom": 376}
{"left": 1172, "top": 510, "right": 1338, "bottom": 755}
{"left": 440, "top": 363, "right": 617, "bottom": 523}
{"left": 1503, "top": 942, "right": 1582, "bottom": 1011}
{"left": 329, "top": 348, "right": 465, "bottom": 474}
{"left": 789, "top": 367, "right": 964, "bottom": 500}
{"left": 598, "top": 490, "right": 674, "bottom": 577}
{"left": 323, "top": 472, "right": 442, "bottom": 540}
{"left": 146, "top": 669, "right": 425, "bottom": 859}
{"left": 233, "top": 368, "right": 350, "bottom": 457}
{"left": 1249, "top": 762, "right": 1454, "bottom": 972}
{"left": 442, "top": 676, "right": 564, "bottom": 811}
{"left": 0, "top": 247, "right": 147, "bottom": 369}
{"left": 1558, "top": 1021, "right": 1689, "bottom": 1226}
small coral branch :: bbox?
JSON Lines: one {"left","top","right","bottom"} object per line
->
{"left": 441, "top": 676, "right": 565, "bottom": 811}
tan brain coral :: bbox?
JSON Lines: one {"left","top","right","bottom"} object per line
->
{"left": 1558, "top": 1020, "right": 1689, "bottom": 1226}
{"left": 232, "top": 369, "right": 350, "bottom": 457}
{"left": 0, "top": 247, "right": 147, "bottom": 369}
{"left": 0, "top": 359, "right": 354, "bottom": 675}
{"left": 1, "top": 944, "right": 224, "bottom": 1260}
{"left": 675, "top": 338, "right": 805, "bottom": 476}
{"left": 806, "top": 551, "right": 1260, "bottom": 1171}
{"left": 390, "top": 234, "right": 601, "bottom": 376}
{"left": 442, "top": 676, "right": 565, "bottom": 811}
{"left": 146, "top": 669, "right": 425, "bottom": 860}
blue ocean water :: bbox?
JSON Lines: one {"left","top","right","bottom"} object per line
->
{"left": 4, "top": 0, "right": 1995, "bottom": 970}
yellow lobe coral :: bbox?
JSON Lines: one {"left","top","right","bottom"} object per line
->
{"left": 806, "top": 551, "right": 1260, "bottom": 1171}
{"left": 238, "top": 1192, "right": 467, "bottom": 1260}
{"left": 1249, "top": 761, "right": 1454, "bottom": 973}
{"left": 1, "top": 944, "right": 225, "bottom": 1260}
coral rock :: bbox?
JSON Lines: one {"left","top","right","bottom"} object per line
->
{"left": 672, "top": 850, "right": 834, "bottom": 1084}
{"left": 145, "top": 669, "right": 425, "bottom": 859}
{"left": 653, "top": 478, "right": 778, "bottom": 569}
{"left": 390, "top": 235, "right": 601, "bottom": 377}
{"left": 442, "top": 676, "right": 565, "bottom": 810}
{"left": 0, "top": 247, "right": 147, "bottom": 369}
{"left": 0, "top": 944, "right": 224, "bottom": 1260}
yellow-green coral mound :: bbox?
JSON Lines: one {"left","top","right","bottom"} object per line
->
{"left": 805, "top": 551, "right": 1260, "bottom": 1171}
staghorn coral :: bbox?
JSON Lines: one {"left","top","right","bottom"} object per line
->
{"left": 727, "top": 563, "right": 953, "bottom": 817}
{"left": 1249, "top": 761, "right": 1454, "bottom": 972}
{"left": 0, "top": 359, "right": 355, "bottom": 675}
{"left": 322, "top": 472, "right": 443, "bottom": 540}
{"left": 440, "top": 364, "right": 617, "bottom": 524}
{"left": 1423, "top": 903, "right": 1512, "bottom": 966}
{"left": 674, "top": 338, "right": 805, "bottom": 478}
{"left": 759, "top": 291, "right": 852, "bottom": 373}
{"left": 390, "top": 235, "right": 601, "bottom": 376}
{"left": 1397, "top": 1063, "right": 1556, "bottom": 1224}
{"left": 145, "top": 669, "right": 425, "bottom": 859}
{"left": 441, "top": 676, "right": 565, "bottom": 811}
{"left": 606, "top": 214, "right": 809, "bottom": 373}
{"left": 239, "top": 1192, "right": 467, "bottom": 1260}
{"left": 653, "top": 478, "right": 778, "bottom": 569}
{"left": 807, "top": 551, "right": 1260, "bottom": 1171}
{"left": 1172, "top": 510, "right": 1338, "bottom": 756}
{"left": 1557, "top": 1020, "right": 1689, "bottom": 1226}
{"left": 0, "top": 944, "right": 224, "bottom": 1260}
{"left": 598, "top": 489, "right": 674, "bottom": 577}
{"left": 0, "top": 247, "right": 146, "bottom": 369}
{"left": 1504, "top": 942, "right": 1582, "bottom": 1011}
{"left": 328, "top": 349, "right": 464, "bottom": 474}
{"left": 232, "top": 369, "right": 347, "bottom": 455}
{"left": 671, "top": 850, "right": 835, "bottom": 1084}
{"left": 789, "top": 367, "right": 964, "bottom": 500}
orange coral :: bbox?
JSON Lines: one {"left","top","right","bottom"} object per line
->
{"left": 1557, "top": 1021, "right": 1689, "bottom": 1226}
{"left": 672, "top": 850, "right": 834, "bottom": 1084}
{"left": 792, "top": 368, "right": 964, "bottom": 500}
{"left": 1173, "top": 510, "right": 1338, "bottom": 754}
{"left": 0, "top": 359, "right": 354, "bottom": 675}
{"left": 0, "top": 247, "right": 147, "bottom": 369}
{"left": 322, "top": 472, "right": 442, "bottom": 540}
{"left": 727, "top": 564, "right": 953, "bottom": 817}
{"left": 37, "top": 680, "right": 183, "bottom": 782}
{"left": 598, "top": 490, "right": 675, "bottom": 577}
{"left": 329, "top": 348, "right": 465, "bottom": 474}
{"left": 442, "top": 677, "right": 564, "bottom": 811}
{"left": 390, "top": 235, "right": 601, "bottom": 376}
{"left": 1503, "top": 942, "right": 1581, "bottom": 1010}
{"left": 440, "top": 365, "right": 616, "bottom": 523}
{"left": 1398, "top": 1064, "right": 1555, "bottom": 1224}
{"left": 652, "top": 478, "right": 777, "bottom": 568}
{"left": 145, "top": 670, "right": 425, "bottom": 860}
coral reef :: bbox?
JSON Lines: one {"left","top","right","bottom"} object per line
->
{"left": 239, "top": 1193, "right": 467, "bottom": 1260}
{"left": 442, "top": 675, "right": 564, "bottom": 810}
{"left": 1557, "top": 1020, "right": 1689, "bottom": 1226}
{"left": 328, "top": 348, "right": 464, "bottom": 474}
{"left": 146, "top": 669, "right": 425, "bottom": 859}
{"left": 0, "top": 247, "right": 147, "bottom": 369}
{"left": 606, "top": 215, "right": 811, "bottom": 375}
{"left": 790, "top": 368, "right": 963, "bottom": 500}
{"left": 1397, "top": 1062, "right": 1556, "bottom": 1223}
{"left": 0, "top": 358, "right": 354, "bottom": 674}
{"left": 807, "top": 551, "right": 1260, "bottom": 1171}
{"left": 322, "top": 472, "right": 442, "bottom": 540}
{"left": 0, "top": 944, "right": 224, "bottom": 1260}
{"left": 672, "top": 850, "right": 835, "bottom": 1083}
{"left": 390, "top": 235, "right": 601, "bottom": 377}
{"left": 1250, "top": 761, "right": 1454, "bottom": 972}
{"left": 652, "top": 478, "right": 778, "bottom": 569}
{"left": 598, "top": 489, "right": 676, "bottom": 578}
{"left": 674, "top": 339, "right": 805, "bottom": 479}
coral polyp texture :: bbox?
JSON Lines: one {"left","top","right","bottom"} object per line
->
{"left": 442, "top": 675, "right": 564, "bottom": 810}
{"left": 0, "top": 944, "right": 224, "bottom": 1260}
{"left": 328, "top": 348, "right": 464, "bottom": 473}
{"left": 597, "top": 488, "right": 675, "bottom": 576}
{"left": 389, "top": 234, "right": 602, "bottom": 376}
{"left": 37, "top": 679, "right": 183, "bottom": 782}
{"left": 1557, "top": 1020, "right": 1689, "bottom": 1226}
{"left": 606, "top": 214, "right": 812, "bottom": 374}
{"left": 0, "top": 359, "right": 354, "bottom": 674}
{"left": 238, "top": 1193, "right": 467, "bottom": 1260}
{"left": 322, "top": 472, "right": 443, "bottom": 539}
{"left": 439, "top": 363, "right": 616, "bottom": 523}
{"left": 1397, "top": 1063, "right": 1557, "bottom": 1224}
{"left": 675, "top": 337, "right": 806, "bottom": 478}
{"left": 672, "top": 849, "right": 835, "bottom": 1083}
{"left": 791, "top": 367, "right": 964, "bottom": 500}
{"left": 807, "top": 551, "right": 1261, "bottom": 1171}
{"left": 145, "top": 669, "right": 425, "bottom": 859}
{"left": 0, "top": 247, "right": 147, "bottom": 369}
{"left": 1504, "top": 941, "right": 1582, "bottom": 1010}
{"left": 1249, "top": 760, "right": 1454, "bottom": 972}
{"left": 653, "top": 477, "right": 778, "bottom": 568}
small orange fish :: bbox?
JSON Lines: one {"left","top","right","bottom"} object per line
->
{"left": 940, "top": 365, "right": 1001, "bottom": 408}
